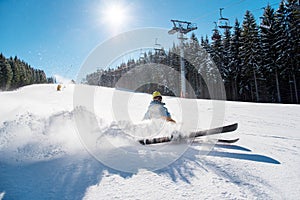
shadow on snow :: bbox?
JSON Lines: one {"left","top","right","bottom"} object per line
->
{"left": 0, "top": 143, "right": 280, "bottom": 199}
{"left": 0, "top": 156, "right": 131, "bottom": 200}
{"left": 156, "top": 142, "right": 280, "bottom": 183}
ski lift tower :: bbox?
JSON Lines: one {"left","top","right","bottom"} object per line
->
{"left": 168, "top": 20, "right": 197, "bottom": 98}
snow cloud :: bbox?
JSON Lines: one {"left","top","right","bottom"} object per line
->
{"left": 0, "top": 192, "right": 5, "bottom": 200}
{"left": 54, "top": 74, "right": 72, "bottom": 84}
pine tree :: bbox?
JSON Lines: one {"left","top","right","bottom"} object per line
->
{"left": 18, "top": 62, "right": 27, "bottom": 87}
{"left": 286, "top": 0, "right": 300, "bottom": 103}
{"left": 1, "top": 60, "right": 13, "bottom": 90}
{"left": 209, "top": 30, "right": 226, "bottom": 99}
{"left": 260, "top": 4, "right": 280, "bottom": 102}
{"left": 198, "top": 36, "right": 212, "bottom": 99}
{"left": 9, "top": 57, "right": 21, "bottom": 89}
{"left": 0, "top": 61, "right": 5, "bottom": 90}
{"left": 229, "top": 19, "right": 242, "bottom": 100}
{"left": 240, "top": 10, "right": 261, "bottom": 102}
{"left": 211, "top": 33, "right": 223, "bottom": 74}
{"left": 187, "top": 33, "right": 202, "bottom": 97}
{"left": 222, "top": 27, "right": 232, "bottom": 99}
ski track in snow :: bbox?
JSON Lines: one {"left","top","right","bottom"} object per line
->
{"left": 200, "top": 156, "right": 274, "bottom": 199}
{"left": 0, "top": 84, "right": 300, "bottom": 199}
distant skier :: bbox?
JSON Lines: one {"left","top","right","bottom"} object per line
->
{"left": 143, "top": 91, "right": 176, "bottom": 123}
{"left": 57, "top": 84, "right": 62, "bottom": 91}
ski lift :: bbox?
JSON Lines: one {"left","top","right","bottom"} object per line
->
{"left": 168, "top": 20, "right": 197, "bottom": 35}
{"left": 154, "top": 38, "right": 162, "bottom": 54}
{"left": 212, "top": 22, "right": 221, "bottom": 41}
{"left": 259, "top": 17, "right": 271, "bottom": 29}
{"left": 139, "top": 49, "right": 147, "bottom": 63}
{"left": 260, "top": 6, "right": 272, "bottom": 30}
{"left": 154, "top": 38, "right": 166, "bottom": 60}
{"left": 218, "top": 8, "right": 232, "bottom": 29}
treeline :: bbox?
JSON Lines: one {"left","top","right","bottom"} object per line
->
{"left": 0, "top": 53, "right": 51, "bottom": 91}
{"left": 85, "top": 0, "right": 299, "bottom": 103}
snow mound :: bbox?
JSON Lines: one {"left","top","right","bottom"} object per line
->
{"left": 0, "top": 109, "right": 86, "bottom": 163}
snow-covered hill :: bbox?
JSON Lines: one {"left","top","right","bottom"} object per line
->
{"left": 0, "top": 84, "right": 299, "bottom": 199}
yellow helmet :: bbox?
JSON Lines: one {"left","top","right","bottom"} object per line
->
{"left": 152, "top": 91, "right": 162, "bottom": 99}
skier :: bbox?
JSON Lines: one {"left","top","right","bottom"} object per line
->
{"left": 143, "top": 91, "right": 176, "bottom": 123}
{"left": 57, "top": 84, "right": 62, "bottom": 91}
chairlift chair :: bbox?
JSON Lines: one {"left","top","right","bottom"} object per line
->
{"left": 212, "top": 22, "right": 221, "bottom": 41}
{"left": 218, "top": 8, "right": 232, "bottom": 29}
{"left": 168, "top": 20, "right": 197, "bottom": 35}
{"left": 153, "top": 38, "right": 166, "bottom": 60}
{"left": 259, "top": 17, "right": 271, "bottom": 30}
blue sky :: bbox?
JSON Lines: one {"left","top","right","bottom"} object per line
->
{"left": 0, "top": 0, "right": 281, "bottom": 80}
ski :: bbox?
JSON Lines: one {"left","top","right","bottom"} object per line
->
{"left": 217, "top": 138, "right": 239, "bottom": 143}
{"left": 189, "top": 123, "right": 238, "bottom": 138}
{"left": 192, "top": 138, "right": 240, "bottom": 144}
{"left": 139, "top": 123, "right": 238, "bottom": 145}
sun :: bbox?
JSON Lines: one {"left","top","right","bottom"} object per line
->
{"left": 101, "top": 2, "right": 131, "bottom": 33}
{"left": 104, "top": 4, "right": 125, "bottom": 25}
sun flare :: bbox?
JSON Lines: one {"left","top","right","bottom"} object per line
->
{"left": 101, "top": 2, "right": 131, "bottom": 33}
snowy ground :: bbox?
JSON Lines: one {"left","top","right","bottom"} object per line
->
{"left": 0, "top": 84, "right": 299, "bottom": 200}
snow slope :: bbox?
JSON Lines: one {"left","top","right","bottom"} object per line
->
{"left": 0, "top": 84, "right": 299, "bottom": 199}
